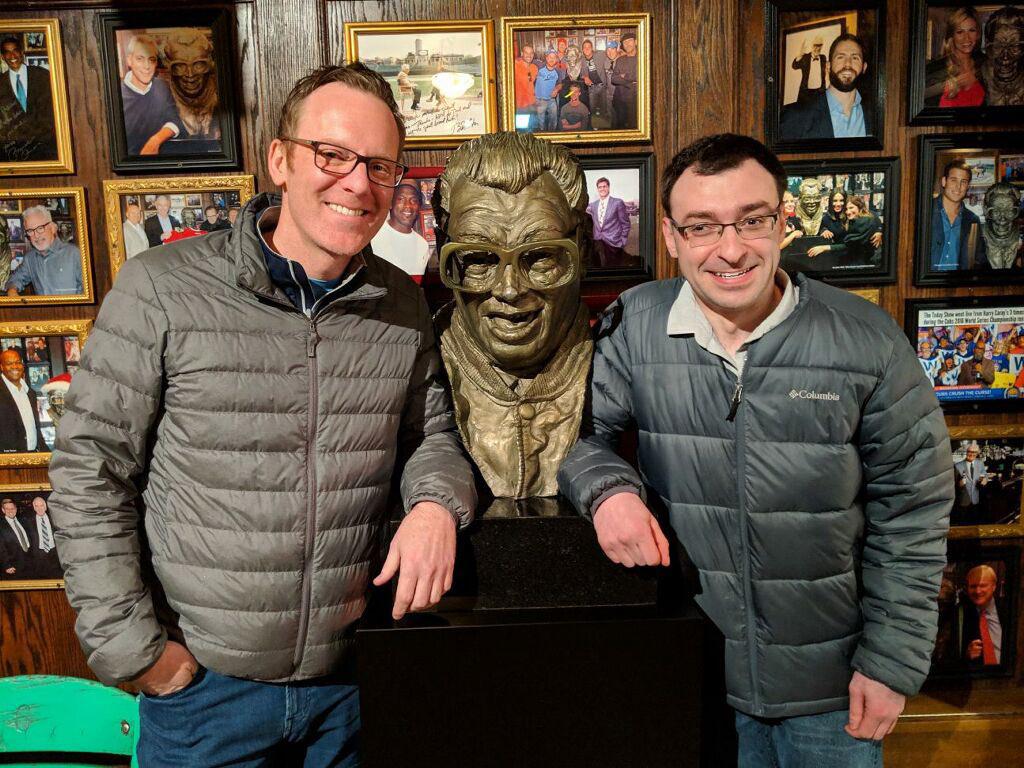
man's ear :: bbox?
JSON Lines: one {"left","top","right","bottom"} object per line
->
{"left": 661, "top": 217, "right": 680, "bottom": 259}
{"left": 267, "top": 138, "right": 289, "bottom": 188}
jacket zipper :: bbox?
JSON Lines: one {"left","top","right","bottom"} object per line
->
{"left": 731, "top": 364, "right": 762, "bottom": 714}
{"left": 293, "top": 318, "right": 319, "bottom": 671}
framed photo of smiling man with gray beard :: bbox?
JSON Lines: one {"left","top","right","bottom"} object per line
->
{"left": 100, "top": 10, "right": 240, "bottom": 172}
{"left": 766, "top": 1, "right": 885, "bottom": 153}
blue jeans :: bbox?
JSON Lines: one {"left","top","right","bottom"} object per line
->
{"left": 535, "top": 98, "right": 557, "bottom": 131}
{"left": 138, "top": 667, "right": 360, "bottom": 767}
{"left": 735, "top": 710, "right": 882, "bottom": 768}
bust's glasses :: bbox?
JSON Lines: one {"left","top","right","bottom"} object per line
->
{"left": 280, "top": 137, "right": 407, "bottom": 188}
{"left": 168, "top": 59, "right": 212, "bottom": 77}
{"left": 671, "top": 212, "right": 780, "bottom": 246}
{"left": 439, "top": 239, "right": 579, "bottom": 294}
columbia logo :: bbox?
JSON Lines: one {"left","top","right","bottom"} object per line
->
{"left": 790, "top": 389, "right": 841, "bottom": 402}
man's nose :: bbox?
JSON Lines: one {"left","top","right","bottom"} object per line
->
{"left": 492, "top": 263, "right": 525, "bottom": 301}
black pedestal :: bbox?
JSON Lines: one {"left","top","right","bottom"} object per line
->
{"left": 356, "top": 498, "right": 733, "bottom": 768}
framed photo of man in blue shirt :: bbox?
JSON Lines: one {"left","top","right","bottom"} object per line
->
{"left": 765, "top": 1, "right": 885, "bottom": 153}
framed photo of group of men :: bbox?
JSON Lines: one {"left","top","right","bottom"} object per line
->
{"left": 0, "top": 483, "right": 61, "bottom": 590}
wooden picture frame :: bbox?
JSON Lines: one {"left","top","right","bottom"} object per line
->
{"left": 344, "top": 20, "right": 498, "bottom": 148}
{"left": 102, "top": 174, "right": 255, "bottom": 278}
{"left": 0, "top": 483, "right": 62, "bottom": 591}
{"left": 0, "top": 18, "right": 74, "bottom": 176}
{"left": 947, "top": 424, "right": 1024, "bottom": 538}
{"left": 500, "top": 13, "right": 651, "bottom": 145}
{"left": 0, "top": 318, "right": 91, "bottom": 468}
{"left": 0, "top": 186, "right": 93, "bottom": 306}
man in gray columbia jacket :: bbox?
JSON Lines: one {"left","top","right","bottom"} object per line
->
{"left": 558, "top": 134, "right": 952, "bottom": 767}
{"left": 48, "top": 64, "right": 476, "bottom": 766}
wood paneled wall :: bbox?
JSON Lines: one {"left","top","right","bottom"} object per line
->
{"left": 1, "top": 0, "right": 1021, "bottom": 763}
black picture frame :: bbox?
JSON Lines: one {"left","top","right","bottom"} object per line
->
{"left": 904, "top": 295, "right": 1024, "bottom": 413}
{"left": 929, "top": 542, "right": 1019, "bottom": 680}
{"left": 908, "top": 1, "right": 1024, "bottom": 126}
{"left": 780, "top": 156, "right": 898, "bottom": 285}
{"left": 100, "top": 9, "right": 240, "bottom": 173}
{"left": 915, "top": 132, "right": 1024, "bottom": 287}
{"left": 765, "top": 0, "right": 885, "bottom": 153}
{"left": 577, "top": 152, "right": 654, "bottom": 283}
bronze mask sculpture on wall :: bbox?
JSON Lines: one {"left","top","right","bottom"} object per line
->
{"left": 433, "top": 131, "right": 593, "bottom": 498}
{"left": 164, "top": 28, "right": 219, "bottom": 139}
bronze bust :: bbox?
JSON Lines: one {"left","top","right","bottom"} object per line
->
{"left": 433, "top": 132, "right": 593, "bottom": 498}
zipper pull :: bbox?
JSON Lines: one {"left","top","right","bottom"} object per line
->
{"left": 307, "top": 324, "right": 319, "bottom": 358}
{"left": 726, "top": 381, "right": 743, "bottom": 422}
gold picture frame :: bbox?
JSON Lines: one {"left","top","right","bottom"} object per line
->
{"left": 500, "top": 13, "right": 651, "bottom": 145}
{"left": 947, "top": 424, "right": 1024, "bottom": 539}
{"left": 344, "top": 19, "right": 498, "bottom": 148}
{"left": 0, "top": 19, "right": 74, "bottom": 176}
{"left": 0, "top": 186, "right": 93, "bottom": 306}
{"left": 0, "top": 318, "right": 90, "bottom": 468}
{"left": 848, "top": 288, "right": 880, "bottom": 305}
{"left": 0, "top": 482, "right": 62, "bottom": 591}
{"left": 102, "top": 174, "right": 256, "bottom": 278}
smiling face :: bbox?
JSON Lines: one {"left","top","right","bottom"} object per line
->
{"left": 597, "top": 181, "right": 610, "bottom": 199}
{"left": 126, "top": 41, "right": 158, "bottom": 87}
{"left": 798, "top": 179, "right": 822, "bottom": 217}
{"left": 268, "top": 82, "right": 399, "bottom": 264}
{"left": 31, "top": 496, "right": 46, "bottom": 515}
{"left": 0, "top": 349, "right": 24, "bottom": 385}
{"left": 845, "top": 201, "right": 860, "bottom": 219}
{"left": 985, "top": 187, "right": 1019, "bottom": 237}
{"left": 582, "top": 40, "right": 594, "bottom": 59}
{"left": 165, "top": 32, "right": 214, "bottom": 99}
{"left": 831, "top": 191, "right": 845, "bottom": 214}
{"left": 1, "top": 41, "right": 23, "bottom": 72}
{"left": 447, "top": 172, "right": 580, "bottom": 375}
{"left": 829, "top": 39, "right": 867, "bottom": 92}
{"left": 942, "top": 168, "right": 970, "bottom": 206}
{"left": 154, "top": 196, "right": 171, "bottom": 217}
{"left": 990, "top": 24, "right": 1024, "bottom": 82}
{"left": 125, "top": 203, "right": 143, "bottom": 225}
{"left": 967, "top": 566, "right": 997, "bottom": 608}
{"left": 389, "top": 183, "right": 421, "bottom": 233}
{"left": 952, "top": 18, "right": 980, "bottom": 56}
{"left": 662, "top": 159, "right": 784, "bottom": 323}
{"left": 23, "top": 210, "right": 55, "bottom": 252}
{"left": 2, "top": 501, "right": 15, "bottom": 519}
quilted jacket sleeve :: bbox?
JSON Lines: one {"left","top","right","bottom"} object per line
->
{"left": 852, "top": 329, "right": 953, "bottom": 696}
{"left": 558, "top": 300, "right": 645, "bottom": 518}
{"left": 398, "top": 291, "right": 477, "bottom": 528}
{"left": 47, "top": 258, "right": 170, "bottom": 685}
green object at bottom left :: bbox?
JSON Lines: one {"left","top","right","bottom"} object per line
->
{"left": 0, "top": 675, "right": 138, "bottom": 767}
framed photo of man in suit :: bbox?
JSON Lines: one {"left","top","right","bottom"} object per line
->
{"left": 0, "top": 484, "right": 62, "bottom": 591}
{"left": 0, "top": 319, "right": 90, "bottom": 468}
{"left": 765, "top": 1, "right": 885, "bottom": 153}
{"left": 578, "top": 153, "right": 653, "bottom": 281}
{"left": 101, "top": 174, "right": 255, "bottom": 278}
{"left": 930, "top": 544, "right": 1017, "bottom": 679}
{"left": 946, "top": 427, "right": 1024, "bottom": 537}
{"left": 0, "top": 19, "right": 73, "bottom": 176}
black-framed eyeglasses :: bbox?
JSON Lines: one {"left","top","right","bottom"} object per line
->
{"left": 438, "top": 238, "right": 579, "bottom": 294}
{"left": 280, "top": 137, "right": 407, "bottom": 188}
{"left": 24, "top": 221, "right": 53, "bottom": 237}
{"left": 670, "top": 212, "right": 781, "bottom": 245}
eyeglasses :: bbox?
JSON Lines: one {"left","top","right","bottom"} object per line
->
{"left": 24, "top": 222, "right": 53, "bottom": 237}
{"left": 439, "top": 239, "right": 579, "bottom": 294}
{"left": 280, "top": 137, "right": 407, "bottom": 188}
{"left": 168, "top": 59, "right": 212, "bottom": 77}
{"left": 670, "top": 212, "right": 780, "bottom": 245}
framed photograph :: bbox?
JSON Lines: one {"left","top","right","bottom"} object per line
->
{"left": 579, "top": 153, "right": 653, "bottom": 281}
{"left": 0, "top": 319, "right": 91, "bottom": 467}
{"left": 0, "top": 19, "right": 74, "bottom": 176}
{"left": 780, "top": 157, "right": 898, "bottom": 285}
{"left": 947, "top": 425, "right": 1024, "bottom": 537}
{"left": 500, "top": 13, "right": 651, "bottom": 144}
{"left": 0, "top": 483, "right": 62, "bottom": 590}
{"left": 0, "top": 187, "right": 93, "bottom": 305}
{"left": 369, "top": 166, "right": 441, "bottom": 282}
{"left": 915, "top": 132, "right": 1024, "bottom": 286}
{"left": 931, "top": 543, "right": 1017, "bottom": 678}
{"left": 102, "top": 174, "right": 255, "bottom": 277}
{"left": 905, "top": 295, "right": 1024, "bottom": 412}
{"left": 99, "top": 10, "right": 240, "bottom": 173}
{"left": 765, "top": 1, "right": 885, "bottom": 152}
{"left": 344, "top": 20, "right": 497, "bottom": 147}
{"left": 909, "top": 2, "right": 1024, "bottom": 125}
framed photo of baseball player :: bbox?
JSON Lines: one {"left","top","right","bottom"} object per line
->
{"left": 578, "top": 153, "right": 653, "bottom": 281}
{"left": 780, "top": 157, "right": 898, "bottom": 285}
{"left": 0, "top": 187, "right": 93, "bottom": 306}
{"left": 930, "top": 543, "right": 1018, "bottom": 679}
{"left": 0, "top": 18, "right": 74, "bottom": 176}
{"left": 0, "top": 319, "right": 91, "bottom": 468}
{"left": 0, "top": 483, "right": 62, "bottom": 591}
{"left": 915, "top": 132, "right": 1024, "bottom": 286}
{"left": 99, "top": 9, "right": 240, "bottom": 172}
{"left": 905, "top": 295, "right": 1024, "bottom": 413}
{"left": 947, "top": 425, "right": 1024, "bottom": 537}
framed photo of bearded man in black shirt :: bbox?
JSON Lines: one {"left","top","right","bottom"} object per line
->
{"left": 100, "top": 10, "right": 240, "bottom": 172}
{"left": 779, "top": 157, "right": 898, "bottom": 285}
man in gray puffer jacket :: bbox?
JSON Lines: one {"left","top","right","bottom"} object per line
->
{"left": 559, "top": 134, "right": 952, "bottom": 767}
{"left": 48, "top": 64, "right": 476, "bottom": 766}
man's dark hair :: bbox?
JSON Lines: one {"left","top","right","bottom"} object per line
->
{"left": 596, "top": 177, "right": 610, "bottom": 187}
{"left": 660, "top": 133, "right": 787, "bottom": 216}
{"left": 395, "top": 181, "right": 423, "bottom": 204}
{"left": 277, "top": 62, "right": 405, "bottom": 150}
{"left": 0, "top": 36, "right": 22, "bottom": 52}
{"left": 1, "top": 498, "right": 14, "bottom": 507}
{"left": 828, "top": 32, "right": 865, "bottom": 63}
{"left": 204, "top": 205, "right": 218, "bottom": 215}
{"left": 942, "top": 158, "right": 973, "bottom": 183}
